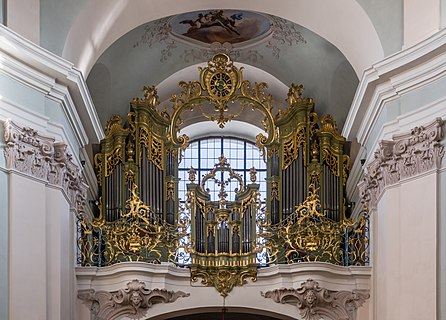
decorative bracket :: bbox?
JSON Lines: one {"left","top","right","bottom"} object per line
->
{"left": 261, "top": 279, "right": 369, "bottom": 320}
{"left": 78, "top": 280, "right": 190, "bottom": 320}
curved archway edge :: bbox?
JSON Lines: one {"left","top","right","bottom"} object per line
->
{"left": 63, "top": 0, "right": 384, "bottom": 78}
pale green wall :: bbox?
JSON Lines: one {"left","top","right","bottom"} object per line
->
{"left": 357, "top": 0, "right": 404, "bottom": 56}
{"left": 0, "top": 74, "right": 46, "bottom": 113}
{"left": 0, "top": 0, "right": 5, "bottom": 24}
{"left": 365, "top": 75, "right": 446, "bottom": 154}
{"left": 0, "top": 44, "right": 87, "bottom": 319}
{"left": 0, "top": 73, "right": 80, "bottom": 151}
{"left": 442, "top": 0, "right": 446, "bottom": 28}
{"left": 40, "top": 0, "right": 89, "bottom": 54}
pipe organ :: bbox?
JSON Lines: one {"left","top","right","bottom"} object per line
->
{"left": 186, "top": 156, "right": 260, "bottom": 296}
{"left": 93, "top": 88, "right": 171, "bottom": 226}
{"left": 269, "top": 84, "right": 350, "bottom": 225}
{"left": 77, "top": 53, "right": 368, "bottom": 297}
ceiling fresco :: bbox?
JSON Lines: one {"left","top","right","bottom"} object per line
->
{"left": 170, "top": 10, "right": 272, "bottom": 46}
{"left": 133, "top": 12, "right": 306, "bottom": 63}
{"left": 87, "top": 10, "right": 357, "bottom": 133}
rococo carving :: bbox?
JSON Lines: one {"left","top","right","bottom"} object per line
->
{"left": 168, "top": 53, "right": 277, "bottom": 155}
{"left": 3, "top": 119, "right": 87, "bottom": 210}
{"left": 261, "top": 279, "right": 369, "bottom": 320}
{"left": 78, "top": 280, "right": 190, "bottom": 320}
{"left": 359, "top": 118, "right": 444, "bottom": 210}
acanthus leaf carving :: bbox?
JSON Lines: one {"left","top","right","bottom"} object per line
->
{"left": 359, "top": 118, "right": 444, "bottom": 210}
{"left": 78, "top": 280, "right": 190, "bottom": 320}
{"left": 2, "top": 119, "right": 88, "bottom": 211}
{"left": 261, "top": 279, "right": 369, "bottom": 320}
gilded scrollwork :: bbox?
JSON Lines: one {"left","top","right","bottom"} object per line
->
{"left": 191, "top": 267, "right": 257, "bottom": 298}
{"left": 79, "top": 53, "right": 366, "bottom": 301}
{"left": 342, "top": 154, "right": 350, "bottom": 185}
{"left": 318, "top": 114, "right": 344, "bottom": 142}
{"left": 321, "top": 148, "right": 339, "bottom": 176}
{"left": 281, "top": 125, "right": 307, "bottom": 169}
{"left": 104, "top": 115, "right": 128, "bottom": 137}
{"left": 186, "top": 156, "right": 262, "bottom": 296}
{"left": 270, "top": 180, "right": 279, "bottom": 200}
{"left": 139, "top": 127, "right": 164, "bottom": 170}
{"left": 166, "top": 181, "right": 175, "bottom": 200}
{"left": 275, "top": 183, "right": 368, "bottom": 265}
{"left": 168, "top": 53, "right": 277, "bottom": 153}
{"left": 79, "top": 177, "right": 168, "bottom": 265}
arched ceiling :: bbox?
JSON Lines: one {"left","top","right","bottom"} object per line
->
{"left": 63, "top": 0, "right": 383, "bottom": 77}
{"left": 52, "top": 0, "right": 389, "bottom": 137}
{"left": 86, "top": 10, "right": 360, "bottom": 132}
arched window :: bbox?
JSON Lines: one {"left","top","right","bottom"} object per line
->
{"left": 178, "top": 137, "right": 266, "bottom": 203}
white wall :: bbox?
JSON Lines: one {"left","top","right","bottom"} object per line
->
{"left": 0, "top": 24, "right": 95, "bottom": 320}
{"left": 6, "top": 0, "right": 40, "bottom": 44}
{"left": 0, "top": 162, "right": 8, "bottom": 319}
{"left": 373, "top": 174, "right": 437, "bottom": 319}
{"left": 9, "top": 174, "right": 48, "bottom": 319}
{"left": 404, "top": 0, "right": 441, "bottom": 48}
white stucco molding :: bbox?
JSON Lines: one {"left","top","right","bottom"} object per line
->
{"left": 76, "top": 262, "right": 371, "bottom": 319}
{"left": 343, "top": 28, "right": 446, "bottom": 144}
{"left": 261, "top": 279, "right": 369, "bottom": 320}
{"left": 3, "top": 119, "right": 88, "bottom": 210}
{"left": 78, "top": 280, "right": 189, "bottom": 320}
{"left": 358, "top": 118, "right": 444, "bottom": 211}
{"left": 342, "top": 28, "right": 446, "bottom": 217}
{"left": 0, "top": 24, "right": 103, "bottom": 144}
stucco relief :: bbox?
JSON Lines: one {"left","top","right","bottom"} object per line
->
{"left": 78, "top": 280, "right": 190, "bottom": 320}
{"left": 2, "top": 119, "right": 87, "bottom": 209}
{"left": 261, "top": 279, "right": 369, "bottom": 320}
{"left": 359, "top": 118, "right": 444, "bottom": 210}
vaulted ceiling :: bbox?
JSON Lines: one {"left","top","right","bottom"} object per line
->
{"left": 39, "top": 0, "right": 403, "bottom": 139}
{"left": 86, "top": 10, "right": 359, "bottom": 132}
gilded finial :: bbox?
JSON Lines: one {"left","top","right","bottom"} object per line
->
{"left": 126, "top": 139, "right": 135, "bottom": 162}
{"left": 218, "top": 155, "right": 228, "bottom": 166}
{"left": 189, "top": 167, "right": 196, "bottom": 183}
{"left": 287, "top": 83, "right": 304, "bottom": 106}
{"left": 131, "top": 85, "right": 159, "bottom": 109}
{"left": 250, "top": 167, "right": 257, "bottom": 183}
{"left": 143, "top": 85, "right": 159, "bottom": 107}
{"left": 312, "top": 141, "right": 319, "bottom": 161}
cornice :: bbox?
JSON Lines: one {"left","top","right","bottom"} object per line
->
{"left": 359, "top": 118, "right": 444, "bottom": 210}
{"left": 0, "top": 24, "right": 103, "bottom": 144}
{"left": 76, "top": 261, "right": 371, "bottom": 293}
{"left": 342, "top": 28, "right": 446, "bottom": 143}
{"left": 342, "top": 29, "right": 446, "bottom": 211}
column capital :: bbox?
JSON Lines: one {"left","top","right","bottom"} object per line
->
{"left": 359, "top": 117, "right": 444, "bottom": 210}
